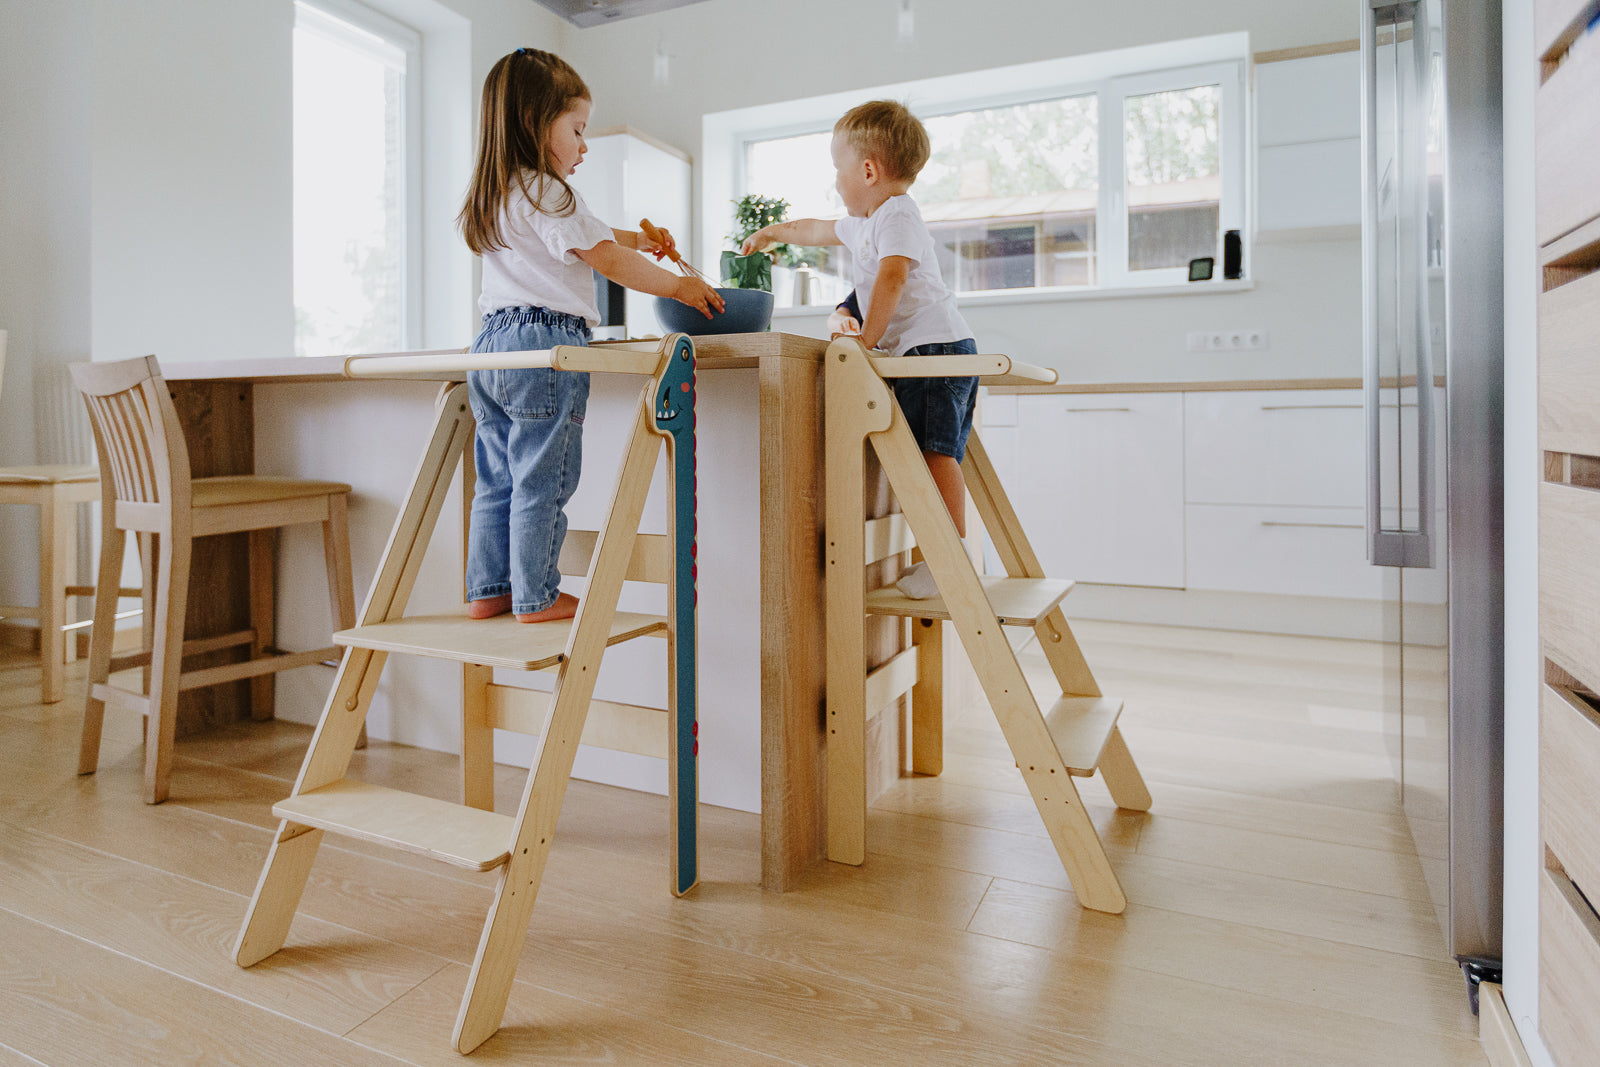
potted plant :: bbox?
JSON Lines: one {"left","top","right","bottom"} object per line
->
{"left": 722, "top": 194, "right": 797, "bottom": 293}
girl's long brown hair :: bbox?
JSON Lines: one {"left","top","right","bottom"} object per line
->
{"left": 458, "top": 49, "right": 590, "bottom": 255}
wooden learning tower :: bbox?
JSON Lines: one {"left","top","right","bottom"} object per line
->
{"left": 233, "top": 336, "right": 700, "bottom": 1054}
{"left": 824, "top": 336, "right": 1151, "bottom": 914}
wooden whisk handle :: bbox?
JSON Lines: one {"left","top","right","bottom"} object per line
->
{"left": 638, "top": 218, "right": 682, "bottom": 264}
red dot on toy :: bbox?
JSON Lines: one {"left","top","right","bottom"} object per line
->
{"left": 692, "top": 721, "right": 698, "bottom": 736}
{"left": 681, "top": 381, "right": 690, "bottom": 392}
{"left": 692, "top": 740, "right": 699, "bottom": 756}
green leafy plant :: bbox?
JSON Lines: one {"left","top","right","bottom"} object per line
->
{"left": 722, "top": 194, "right": 799, "bottom": 290}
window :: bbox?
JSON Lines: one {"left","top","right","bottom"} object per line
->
{"left": 293, "top": 0, "right": 420, "bottom": 356}
{"left": 719, "top": 39, "right": 1247, "bottom": 305}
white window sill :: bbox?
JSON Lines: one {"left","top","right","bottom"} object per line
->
{"left": 770, "top": 278, "right": 1256, "bottom": 318}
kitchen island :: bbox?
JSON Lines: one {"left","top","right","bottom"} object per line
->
{"left": 163, "top": 333, "right": 851, "bottom": 890}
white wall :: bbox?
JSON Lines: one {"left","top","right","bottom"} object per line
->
{"left": 1500, "top": 0, "right": 1555, "bottom": 1060}
{"left": 564, "top": 0, "right": 1365, "bottom": 384}
{"left": 0, "top": 0, "right": 95, "bottom": 608}
{"left": 0, "top": 0, "right": 564, "bottom": 621}
{"left": 564, "top": 0, "right": 1356, "bottom": 164}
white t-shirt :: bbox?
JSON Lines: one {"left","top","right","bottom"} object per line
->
{"left": 477, "top": 176, "right": 615, "bottom": 323}
{"left": 833, "top": 194, "right": 971, "bottom": 358}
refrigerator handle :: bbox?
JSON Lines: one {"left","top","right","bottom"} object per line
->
{"left": 1362, "top": 0, "right": 1436, "bottom": 569}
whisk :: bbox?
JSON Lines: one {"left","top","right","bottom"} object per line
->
{"left": 639, "top": 218, "right": 709, "bottom": 281}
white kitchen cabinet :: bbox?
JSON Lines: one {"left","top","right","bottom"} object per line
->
{"left": 1186, "top": 389, "right": 1366, "bottom": 507}
{"left": 984, "top": 392, "right": 1185, "bottom": 588}
{"left": 1183, "top": 388, "right": 1446, "bottom": 604}
{"left": 567, "top": 126, "right": 691, "bottom": 337}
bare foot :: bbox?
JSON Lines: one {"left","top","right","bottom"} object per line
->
{"left": 466, "top": 594, "right": 511, "bottom": 619}
{"left": 517, "top": 591, "right": 579, "bottom": 623}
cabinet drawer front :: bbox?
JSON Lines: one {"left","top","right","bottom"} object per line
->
{"left": 1540, "top": 868, "right": 1600, "bottom": 1067}
{"left": 1539, "top": 268, "right": 1600, "bottom": 455}
{"left": 997, "top": 393, "right": 1185, "bottom": 588}
{"left": 1540, "top": 482, "right": 1600, "bottom": 690}
{"left": 1185, "top": 391, "right": 1365, "bottom": 508}
{"left": 1537, "top": 29, "right": 1600, "bottom": 246}
{"left": 1184, "top": 504, "right": 1441, "bottom": 601}
{"left": 1542, "top": 684, "right": 1600, "bottom": 901}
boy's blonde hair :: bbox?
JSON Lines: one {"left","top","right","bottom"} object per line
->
{"left": 834, "top": 100, "right": 930, "bottom": 183}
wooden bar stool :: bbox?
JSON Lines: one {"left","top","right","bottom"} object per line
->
{"left": 71, "top": 355, "right": 356, "bottom": 804}
{"left": 0, "top": 466, "right": 101, "bottom": 703}
{"left": 824, "top": 337, "right": 1151, "bottom": 914}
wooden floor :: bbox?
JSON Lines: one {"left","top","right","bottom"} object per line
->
{"left": 0, "top": 620, "right": 1486, "bottom": 1065}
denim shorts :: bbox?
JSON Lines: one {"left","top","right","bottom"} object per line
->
{"left": 464, "top": 306, "right": 592, "bottom": 615}
{"left": 893, "top": 338, "right": 980, "bottom": 462}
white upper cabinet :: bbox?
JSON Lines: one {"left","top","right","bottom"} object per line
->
{"left": 1255, "top": 51, "right": 1361, "bottom": 233}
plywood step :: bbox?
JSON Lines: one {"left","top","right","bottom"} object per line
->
{"left": 334, "top": 610, "right": 667, "bottom": 670}
{"left": 1042, "top": 695, "right": 1124, "bottom": 776}
{"left": 865, "top": 576, "right": 1075, "bottom": 625}
{"left": 273, "top": 780, "right": 513, "bottom": 871}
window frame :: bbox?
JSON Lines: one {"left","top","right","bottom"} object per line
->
{"left": 703, "top": 34, "right": 1251, "bottom": 305}
{"left": 292, "top": 0, "right": 423, "bottom": 353}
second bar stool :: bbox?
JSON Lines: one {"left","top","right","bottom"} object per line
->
{"left": 72, "top": 355, "right": 356, "bottom": 804}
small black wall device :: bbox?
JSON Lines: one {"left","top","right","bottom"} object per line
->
{"left": 1222, "top": 229, "right": 1242, "bottom": 280}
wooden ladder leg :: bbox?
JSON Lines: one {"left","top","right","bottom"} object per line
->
{"left": 1097, "top": 726, "right": 1153, "bottom": 812}
{"left": 79, "top": 520, "right": 127, "bottom": 774}
{"left": 461, "top": 662, "right": 495, "bottom": 810}
{"left": 320, "top": 492, "right": 365, "bottom": 749}
{"left": 234, "top": 648, "right": 385, "bottom": 965}
{"left": 968, "top": 431, "right": 1152, "bottom": 815}
{"left": 910, "top": 616, "right": 944, "bottom": 776}
{"left": 861, "top": 366, "right": 1126, "bottom": 913}
{"left": 248, "top": 527, "right": 277, "bottom": 722}
{"left": 824, "top": 341, "right": 890, "bottom": 866}
{"left": 455, "top": 394, "right": 660, "bottom": 1053}
{"left": 145, "top": 526, "right": 192, "bottom": 805}
{"left": 238, "top": 383, "right": 474, "bottom": 967}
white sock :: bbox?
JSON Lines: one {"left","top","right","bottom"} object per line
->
{"left": 895, "top": 560, "right": 941, "bottom": 599}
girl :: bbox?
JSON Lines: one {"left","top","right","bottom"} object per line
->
{"left": 458, "top": 48, "right": 721, "bottom": 623}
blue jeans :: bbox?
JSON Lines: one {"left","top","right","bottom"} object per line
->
{"left": 464, "top": 306, "right": 591, "bottom": 615}
{"left": 893, "top": 338, "right": 980, "bottom": 461}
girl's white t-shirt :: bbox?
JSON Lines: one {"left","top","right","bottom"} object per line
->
{"left": 833, "top": 194, "right": 971, "bottom": 357}
{"left": 477, "top": 175, "right": 615, "bottom": 323}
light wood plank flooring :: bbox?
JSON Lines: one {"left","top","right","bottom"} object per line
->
{"left": 0, "top": 620, "right": 1486, "bottom": 1064}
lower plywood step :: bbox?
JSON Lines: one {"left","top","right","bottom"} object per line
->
{"left": 865, "top": 576, "right": 1075, "bottom": 625}
{"left": 1042, "top": 695, "right": 1124, "bottom": 775}
{"left": 273, "top": 780, "right": 514, "bottom": 871}
{"left": 334, "top": 610, "right": 667, "bottom": 670}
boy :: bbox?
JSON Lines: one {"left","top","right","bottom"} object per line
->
{"left": 741, "top": 99, "right": 976, "bottom": 599}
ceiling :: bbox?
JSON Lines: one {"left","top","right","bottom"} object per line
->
{"left": 530, "top": 0, "right": 712, "bottom": 28}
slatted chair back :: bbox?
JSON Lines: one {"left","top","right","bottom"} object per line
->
{"left": 69, "top": 355, "right": 190, "bottom": 517}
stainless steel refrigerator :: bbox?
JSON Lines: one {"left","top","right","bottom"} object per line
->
{"left": 1361, "top": 0, "right": 1504, "bottom": 992}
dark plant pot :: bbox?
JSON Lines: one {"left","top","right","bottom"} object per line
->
{"left": 654, "top": 288, "right": 774, "bottom": 336}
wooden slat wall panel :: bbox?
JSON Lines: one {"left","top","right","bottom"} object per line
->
{"left": 1538, "top": 483, "right": 1600, "bottom": 694}
{"left": 1538, "top": 270, "right": 1600, "bottom": 455}
{"left": 1536, "top": 31, "right": 1600, "bottom": 246}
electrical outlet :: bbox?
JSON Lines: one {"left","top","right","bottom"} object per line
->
{"left": 1188, "top": 330, "right": 1269, "bottom": 352}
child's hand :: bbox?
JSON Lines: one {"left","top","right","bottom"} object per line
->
{"left": 638, "top": 225, "right": 677, "bottom": 262}
{"left": 828, "top": 306, "right": 862, "bottom": 338}
{"left": 739, "top": 225, "right": 779, "bottom": 256}
{"left": 673, "top": 277, "right": 726, "bottom": 319}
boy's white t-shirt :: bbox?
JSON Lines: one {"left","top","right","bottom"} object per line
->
{"left": 833, "top": 194, "right": 971, "bottom": 358}
{"left": 477, "top": 175, "right": 615, "bottom": 324}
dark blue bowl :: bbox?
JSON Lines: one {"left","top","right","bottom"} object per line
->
{"left": 654, "top": 287, "right": 774, "bottom": 336}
